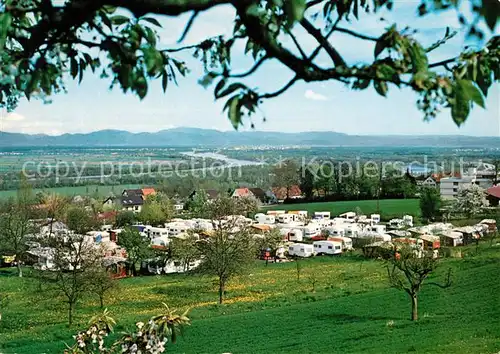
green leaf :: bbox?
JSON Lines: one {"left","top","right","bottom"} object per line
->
{"left": 0, "top": 13, "right": 12, "bottom": 51}
{"left": 451, "top": 83, "right": 470, "bottom": 126}
{"left": 214, "top": 78, "right": 227, "bottom": 98}
{"left": 111, "top": 15, "right": 130, "bottom": 25}
{"left": 408, "top": 42, "right": 428, "bottom": 74}
{"left": 284, "top": 0, "right": 306, "bottom": 28}
{"left": 216, "top": 83, "right": 247, "bottom": 98}
{"left": 374, "top": 38, "right": 388, "bottom": 58}
{"left": 482, "top": 0, "right": 499, "bottom": 30}
{"left": 374, "top": 80, "right": 388, "bottom": 97}
{"left": 141, "top": 17, "right": 163, "bottom": 28}
{"left": 70, "top": 57, "right": 78, "bottom": 79}
{"left": 225, "top": 96, "right": 242, "bottom": 130}
{"left": 458, "top": 79, "right": 485, "bottom": 108}
{"left": 161, "top": 71, "right": 168, "bottom": 93}
{"left": 144, "top": 27, "right": 157, "bottom": 46}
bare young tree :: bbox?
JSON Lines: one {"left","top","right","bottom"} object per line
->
{"left": 0, "top": 177, "right": 37, "bottom": 277}
{"left": 42, "top": 234, "right": 103, "bottom": 326}
{"left": 387, "top": 246, "right": 451, "bottom": 321}
{"left": 89, "top": 265, "right": 118, "bottom": 309}
{"left": 197, "top": 196, "right": 257, "bottom": 304}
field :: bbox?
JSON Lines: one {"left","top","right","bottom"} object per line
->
{"left": 265, "top": 199, "right": 420, "bottom": 220}
{"left": 0, "top": 184, "right": 142, "bottom": 200}
{"left": 1, "top": 243, "right": 499, "bottom": 353}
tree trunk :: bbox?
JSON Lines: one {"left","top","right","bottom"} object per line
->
{"left": 218, "top": 279, "right": 225, "bottom": 304}
{"left": 411, "top": 294, "right": 418, "bottom": 321}
{"left": 16, "top": 260, "right": 22, "bottom": 278}
{"left": 68, "top": 302, "right": 74, "bottom": 326}
{"left": 99, "top": 295, "right": 104, "bottom": 309}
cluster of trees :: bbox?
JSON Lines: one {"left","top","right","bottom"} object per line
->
{"left": 274, "top": 159, "right": 417, "bottom": 202}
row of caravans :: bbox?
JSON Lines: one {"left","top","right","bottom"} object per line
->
{"left": 288, "top": 237, "right": 354, "bottom": 257}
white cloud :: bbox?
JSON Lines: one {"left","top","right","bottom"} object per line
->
{"left": 304, "top": 89, "right": 328, "bottom": 101}
{"left": 4, "top": 112, "right": 26, "bottom": 121}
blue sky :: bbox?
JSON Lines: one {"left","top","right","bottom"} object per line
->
{"left": 0, "top": 2, "right": 498, "bottom": 136}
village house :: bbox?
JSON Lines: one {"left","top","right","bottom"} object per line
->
{"left": 272, "top": 185, "right": 302, "bottom": 202}
{"left": 486, "top": 185, "right": 500, "bottom": 207}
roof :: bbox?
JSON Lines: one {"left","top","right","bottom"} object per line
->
{"left": 233, "top": 187, "right": 253, "bottom": 197}
{"left": 123, "top": 189, "right": 143, "bottom": 196}
{"left": 98, "top": 211, "right": 117, "bottom": 220}
{"left": 120, "top": 195, "right": 144, "bottom": 206}
{"left": 251, "top": 224, "right": 272, "bottom": 231}
{"left": 487, "top": 185, "right": 500, "bottom": 199}
{"left": 141, "top": 188, "right": 156, "bottom": 196}
{"left": 249, "top": 188, "right": 267, "bottom": 202}
{"left": 272, "top": 185, "right": 302, "bottom": 200}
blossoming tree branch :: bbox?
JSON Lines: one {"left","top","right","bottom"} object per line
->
{"left": 0, "top": 0, "right": 498, "bottom": 128}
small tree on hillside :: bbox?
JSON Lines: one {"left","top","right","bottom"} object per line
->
{"left": 42, "top": 235, "right": 103, "bottom": 326}
{"left": 89, "top": 266, "right": 118, "bottom": 309}
{"left": 186, "top": 190, "right": 209, "bottom": 218}
{"left": 0, "top": 177, "right": 37, "bottom": 277}
{"left": 273, "top": 160, "right": 299, "bottom": 199}
{"left": 455, "top": 184, "right": 487, "bottom": 218}
{"left": 65, "top": 206, "right": 99, "bottom": 235}
{"left": 117, "top": 227, "right": 151, "bottom": 276}
{"left": 170, "top": 233, "right": 201, "bottom": 272}
{"left": 300, "top": 167, "right": 316, "bottom": 200}
{"left": 419, "top": 187, "right": 442, "bottom": 221}
{"left": 115, "top": 211, "right": 137, "bottom": 227}
{"left": 387, "top": 246, "right": 451, "bottom": 321}
{"left": 197, "top": 196, "right": 257, "bottom": 304}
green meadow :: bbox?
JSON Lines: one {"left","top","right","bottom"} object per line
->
{"left": 0, "top": 243, "right": 498, "bottom": 353}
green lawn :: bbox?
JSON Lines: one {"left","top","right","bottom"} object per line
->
{"left": 1, "top": 243, "right": 499, "bottom": 353}
{"left": 265, "top": 199, "right": 420, "bottom": 220}
{"left": 0, "top": 184, "right": 142, "bottom": 200}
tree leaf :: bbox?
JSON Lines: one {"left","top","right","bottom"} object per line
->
{"left": 216, "top": 83, "right": 247, "bottom": 98}
{"left": 374, "top": 37, "right": 388, "bottom": 58}
{"left": 70, "top": 57, "right": 78, "bottom": 79}
{"left": 214, "top": 78, "right": 227, "bottom": 98}
{"left": 141, "top": 17, "right": 163, "bottom": 28}
{"left": 226, "top": 96, "right": 242, "bottom": 130}
{"left": 451, "top": 83, "right": 470, "bottom": 126}
{"left": 0, "top": 13, "right": 12, "bottom": 51}
{"left": 161, "top": 71, "right": 168, "bottom": 93}
{"left": 482, "top": 0, "right": 499, "bottom": 30}
{"left": 374, "top": 80, "right": 388, "bottom": 97}
{"left": 458, "top": 79, "right": 485, "bottom": 108}
{"left": 111, "top": 15, "right": 130, "bottom": 25}
{"left": 408, "top": 42, "right": 428, "bottom": 74}
{"left": 285, "top": 0, "right": 306, "bottom": 28}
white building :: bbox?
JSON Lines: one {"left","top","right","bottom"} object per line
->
{"left": 440, "top": 175, "right": 492, "bottom": 199}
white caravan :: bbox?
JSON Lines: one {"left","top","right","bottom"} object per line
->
{"left": 303, "top": 224, "right": 322, "bottom": 239}
{"left": 370, "top": 214, "right": 381, "bottom": 224}
{"left": 313, "top": 240, "right": 342, "bottom": 255}
{"left": 326, "top": 226, "right": 345, "bottom": 237}
{"left": 328, "top": 236, "right": 353, "bottom": 250}
{"left": 254, "top": 213, "right": 276, "bottom": 224}
{"left": 287, "top": 229, "right": 304, "bottom": 242}
{"left": 314, "top": 211, "right": 331, "bottom": 220}
{"left": 288, "top": 243, "right": 315, "bottom": 257}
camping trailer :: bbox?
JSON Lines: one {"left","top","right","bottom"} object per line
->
{"left": 314, "top": 211, "right": 331, "bottom": 220}
{"left": 288, "top": 243, "right": 315, "bottom": 257}
{"left": 254, "top": 213, "right": 276, "bottom": 224}
{"left": 303, "top": 224, "right": 321, "bottom": 239}
{"left": 370, "top": 214, "right": 381, "bottom": 224}
{"left": 287, "top": 229, "right": 304, "bottom": 242}
{"left": 313, "top": 240, "right": 342, "bottom": 255}
{"left": 328, "top": 236, "right": 353, "bottom": 250}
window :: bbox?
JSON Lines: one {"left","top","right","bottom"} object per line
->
{"left": 453, "top": 182, "right": 459, "bottom": 186}
{"left": 328, "top": 246, "right": 333, "bottom": 249}
{"left": 134, "top": 205, "right": 139, "bottom": 210}
{"left": 453, "top": 188, "right": 458, "bottom": 192}
{"left": 335, "top": 246, "right": 341, "bottom": 250}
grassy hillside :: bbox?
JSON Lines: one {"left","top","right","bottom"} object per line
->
{"left": 0, "top": 244, "right": 499, "bottom": 353}
{"left": 265, "top": 199, "right": 420, "bottom": 220}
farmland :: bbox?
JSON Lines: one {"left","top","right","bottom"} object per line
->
{"left": 265, "top": 199, "right": 421, "bottom": 220}
{"left": 1, "top": 243, "right": 499, "bottom": 353}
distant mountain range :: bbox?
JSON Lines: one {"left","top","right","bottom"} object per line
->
{"left": 0, "top": 127, "right": 498, "bottom": 148}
